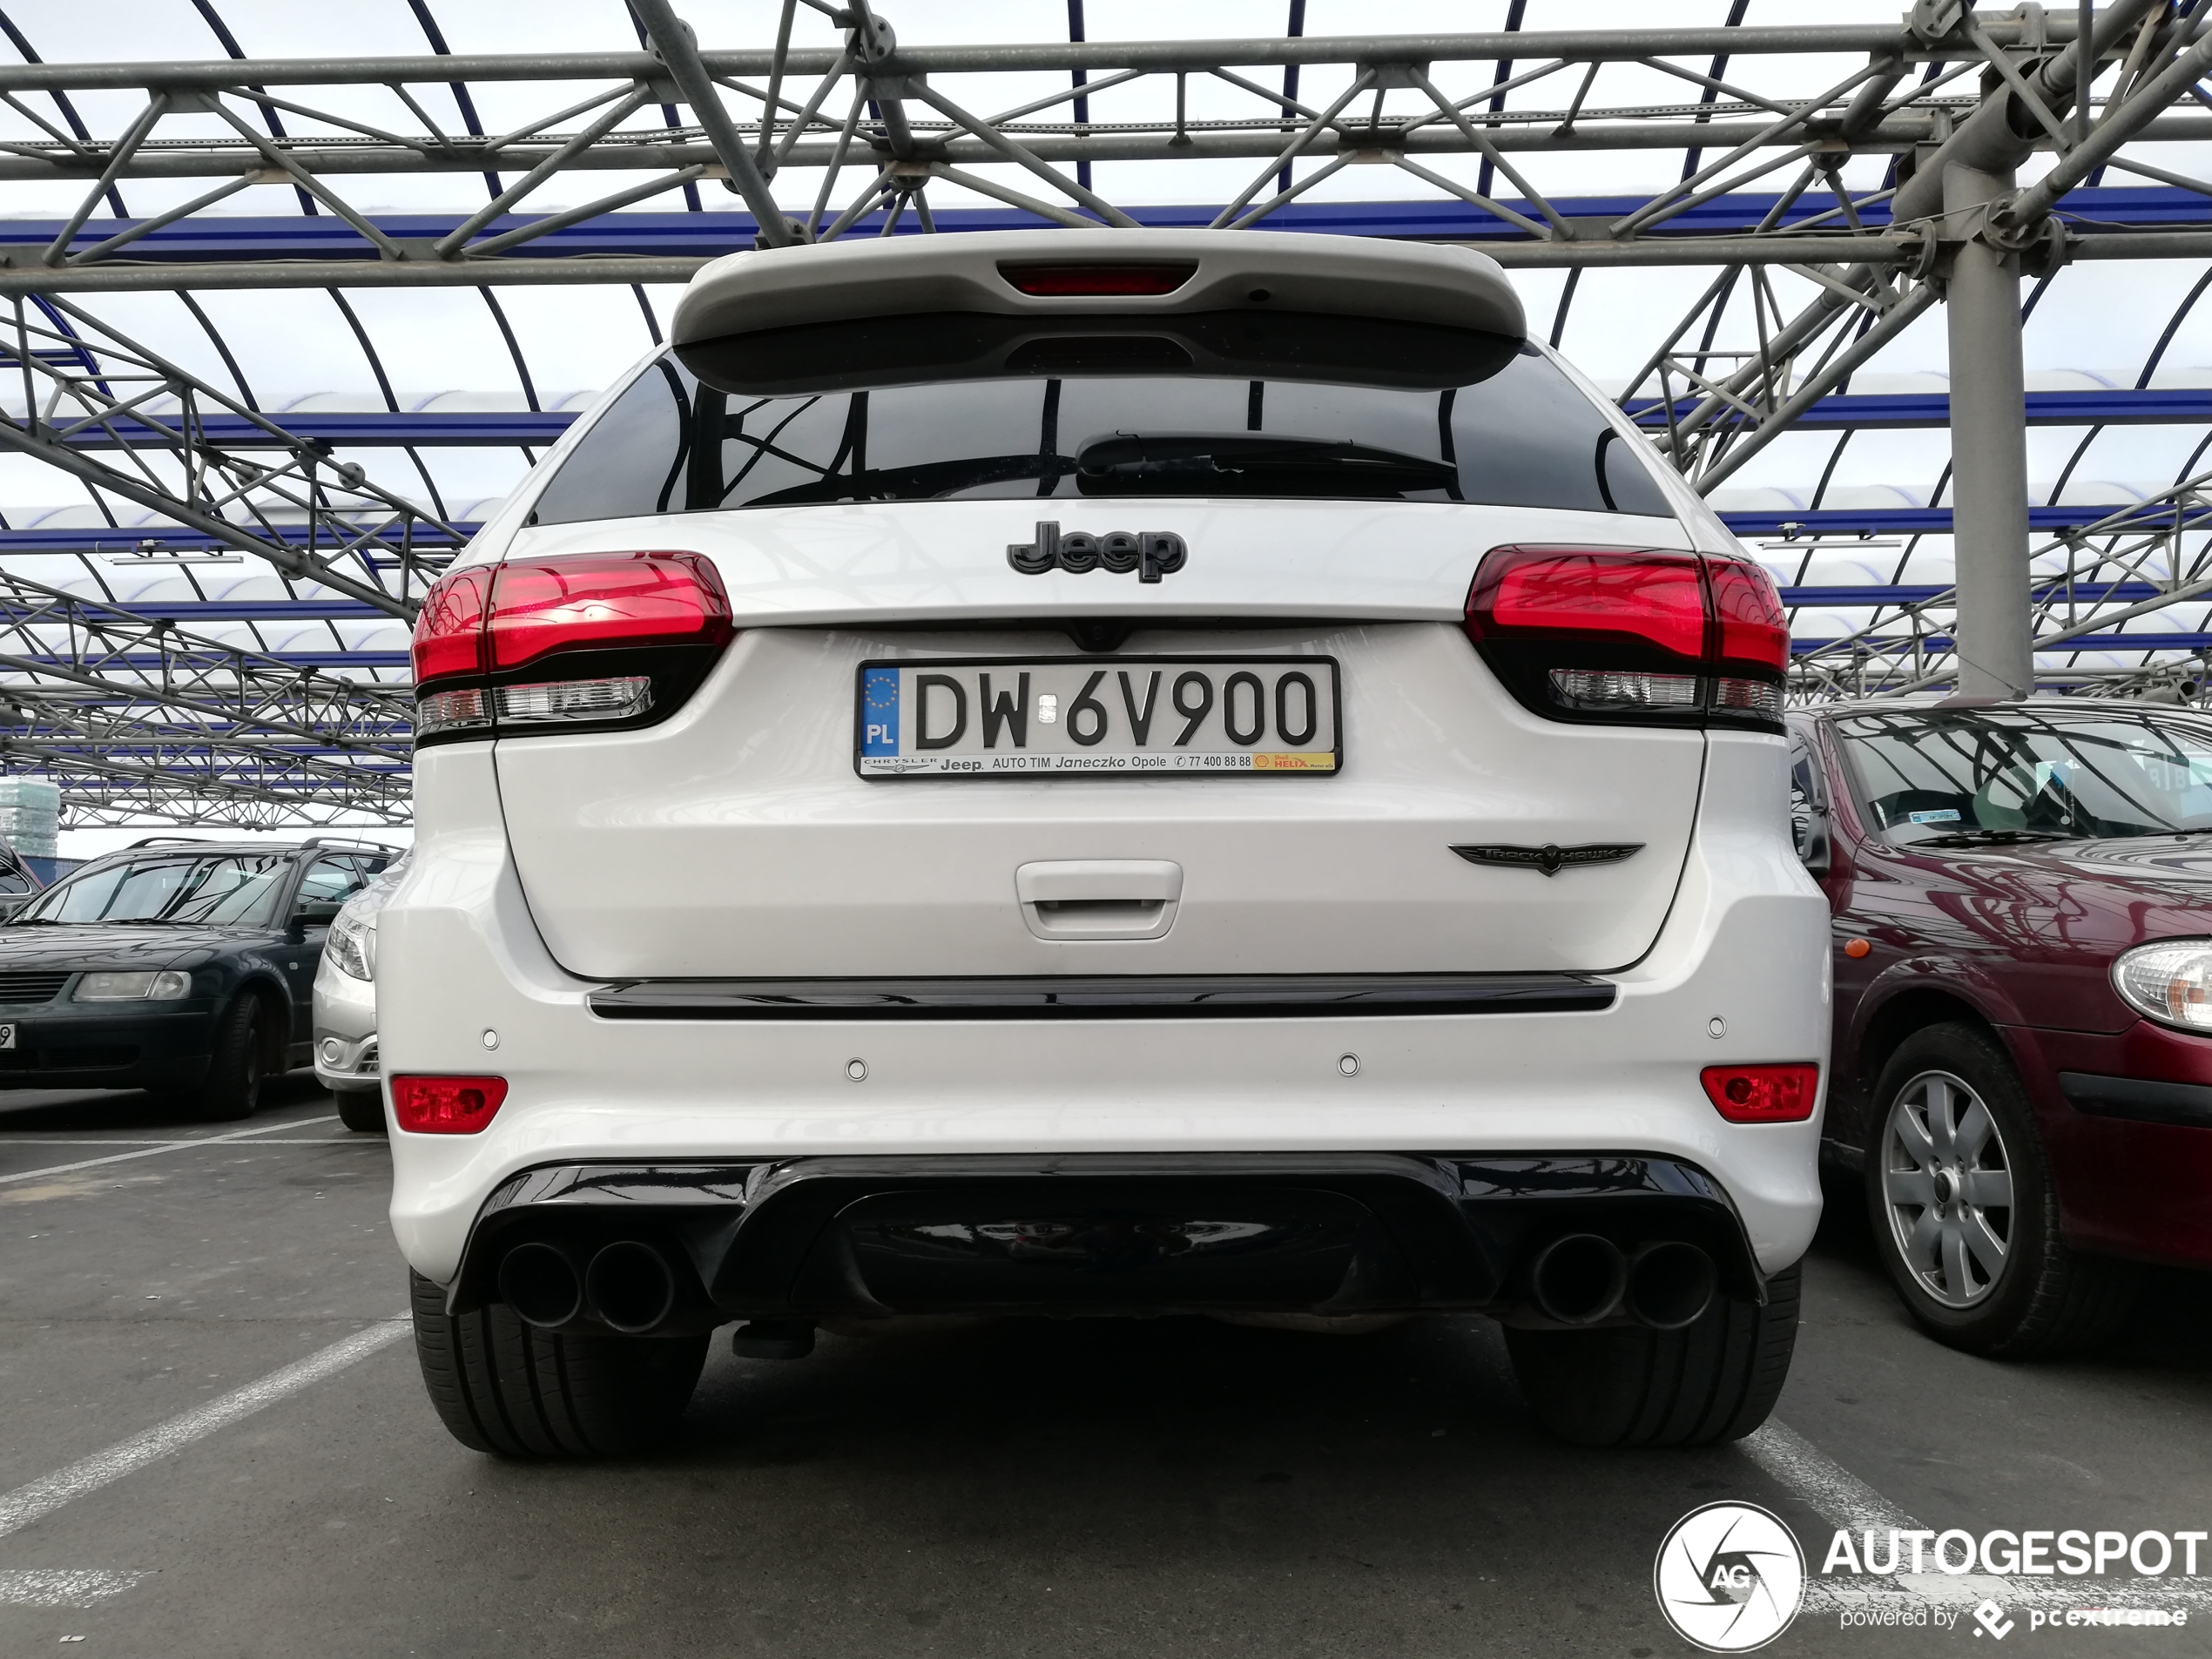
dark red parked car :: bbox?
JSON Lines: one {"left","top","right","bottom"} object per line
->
{"left": 1789, "top": 698, "right": 2212, "bottom": 1356}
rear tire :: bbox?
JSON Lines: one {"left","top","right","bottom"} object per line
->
{"left": 1504, "top": 1262, "right": 1800, "bottom": 1447}
{"left": 184, "top": 995, "right": 267, "bottom": 1122}
{"left": 408, "top": 1271, "right": 707, "bottom": 1458}
{"left": 1864, "top": 1022, "right": 2137, "bottom": 1358}
{"left": 333, "top": 1087, "right": 386, "bottom": 1135}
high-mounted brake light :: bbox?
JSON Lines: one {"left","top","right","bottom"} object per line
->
{"left": 1463, "top": 545, "right": 1789, "bottom": 730}
{"left": 390, "top": 1074, "right": 508, "bottom": 1134}
{"left": 1701, "top": 1064, "right": 1819, "bottom": 1124}
{"left": 997, "top": 262, "right": 1197, "bottom": 297}
{"left": 412, "top": 551, "right": 733, "bottom": 744}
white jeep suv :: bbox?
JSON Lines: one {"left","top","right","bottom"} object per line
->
{"left": 381, "top": 229, "right": 1829, "bottom": 1458}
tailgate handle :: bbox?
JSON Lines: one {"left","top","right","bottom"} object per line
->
{"left": 1015, "top": 860, "right": 1183, "bottom": 941}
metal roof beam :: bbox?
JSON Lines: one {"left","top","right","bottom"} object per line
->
{"left": 0, "top": 21, "right": 2087, "bottom": 93}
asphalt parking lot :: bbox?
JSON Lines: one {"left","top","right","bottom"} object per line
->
{"left": 3, "top": 1081, "right": 2210, "bottom": 1658}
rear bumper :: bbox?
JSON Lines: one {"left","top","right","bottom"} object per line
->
{"left": 381, "top": 738, "right": 1833, "bottom": 1287}
{"left": 446, "top": 1152, "right": 1763, "bottom": 1329}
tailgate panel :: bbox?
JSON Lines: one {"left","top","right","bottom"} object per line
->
{"left": 495, "top": 620, "right": 1703, "bottom": 979}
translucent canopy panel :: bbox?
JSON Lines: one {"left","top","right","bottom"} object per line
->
{"left": 1, "top": 0, "right": 2209, "bottom": 827}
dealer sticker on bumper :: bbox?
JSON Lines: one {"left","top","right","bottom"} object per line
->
{"left": 856, "top": 656, "right": 1341, "bottom": 779}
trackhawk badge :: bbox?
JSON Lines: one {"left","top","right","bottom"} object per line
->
{"left": 1452, "top": 841, "right": 1644, "bottom": 877}
{"left": 1008, "top": 521, "right": 1188, "bottom": 582}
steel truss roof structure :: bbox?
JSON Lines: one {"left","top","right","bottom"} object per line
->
{"left": 5, "top": 1, "right": 2212, "bottom": 824}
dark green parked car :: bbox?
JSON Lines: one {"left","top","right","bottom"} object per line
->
{"left": 0, "top": 837, "right": 398, "bottom": 1118}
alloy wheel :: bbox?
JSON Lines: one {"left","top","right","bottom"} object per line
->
{"left": 1879, "top": 1069, "right": 2015, "bottom": 1309}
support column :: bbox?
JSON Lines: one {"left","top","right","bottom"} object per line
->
{"left": 1944, "top": 162, "right": 2034, "bottom": 700}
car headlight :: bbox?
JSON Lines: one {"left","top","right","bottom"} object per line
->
{"left": 326, "top": 911, "right": 375, "bottom": 982}
{"left": 75, "top": 969, "right": 192, "bottom": 1001}
{"left": 2113, "top": 940, "right": 2212, "bottom": 1032}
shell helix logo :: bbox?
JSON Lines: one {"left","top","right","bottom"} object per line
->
{"left": 1007, "top": 521, "right": 1188, "bottom": 582}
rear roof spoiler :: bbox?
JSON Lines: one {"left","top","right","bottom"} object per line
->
{"left": 670, "top": 227, "right": 1525, "bottom": 348}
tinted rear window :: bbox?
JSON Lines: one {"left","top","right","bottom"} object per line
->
{"left": 531, "top": 341, "right": 1675, "bottom": 524}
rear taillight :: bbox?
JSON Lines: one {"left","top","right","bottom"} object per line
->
{"left": 1463, "top": 545, "right": 1788, "bottom": 730}
{"left": 412, "top": 551, "right": 733, "bottom": 745}
{"left": 390, "top": 1074, "right": 507, "bottom": 1133}
{"left": 1701, "top": 1064, "right": 1820, "bottom": 1124}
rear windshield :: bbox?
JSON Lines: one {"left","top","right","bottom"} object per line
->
{"left": 20, "top": 853, "right": 290, "bottom": 927}
{"left": 531, "top": 338, "right": 1675, "bottom": 524}
{"left": 1834, "top": 708, "right": 2212, "bottom": 844}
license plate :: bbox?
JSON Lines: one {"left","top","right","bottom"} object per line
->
{"left": 856, "top": 656, "right": 1341, "bottom": 779}
{"left": 0, "top": 1024, "right": 16, "bottom": 1049}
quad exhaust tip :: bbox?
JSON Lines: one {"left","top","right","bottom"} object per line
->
{"left": 1527, "top": 1234, "right": 1717, "bottom": 1329}
{"left": 584, "top": 1240, "right": 678, "bottom": 1334}
{"left": 498, "top": 1238, "right": 680, "bottom": 1333}
{"left": 498, "top": 1241, "right": 583, "bottom": 1328}
{"left": 1625, "top": 1240, "right": 1718, "bottom": 1331}
{"left": 1528, "top": 1233, "right": 1628, "bottom": 1325}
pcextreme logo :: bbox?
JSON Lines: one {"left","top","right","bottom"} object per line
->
{"left": 1653, "top": 1501, "right": 1806, "bottom": 1653}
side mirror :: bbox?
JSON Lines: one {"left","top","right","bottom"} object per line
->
{"left": 292, "top": 898, "right": 344, "bottom": 927}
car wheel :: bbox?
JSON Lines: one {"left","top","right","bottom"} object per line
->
{"left": 1864, "top": 1022, "right": 2136, "bottom": 1358}
{"left": 1503, "top": 1262, "right": 1800, "bottom": 1447}
{"left": 189, "top": 995, "right": 267, "bottom": 1123}
{"left": 408, "top": 1271, "right": 707, "bottom": 1458}
{"left": 333, "top": 1086, "right": 386, "bottom": 1135}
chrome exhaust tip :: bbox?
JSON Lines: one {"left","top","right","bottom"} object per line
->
{"left": 498, "top": 1241, "right": 583, "bottom": 1328}
{"left": 1527, "top": 1233, "right": 1629, "bottom": 1325}
{"left": 584, "top": 1240, "right": 678, "bottom": 1335}
{"left": 1624, "top": 1241, "right": 1717, "bottom": 1330}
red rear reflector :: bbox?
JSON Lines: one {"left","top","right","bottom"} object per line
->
{"left": 1467, "top": 547, "right": 1706, "bottom": 662}
{"left": 1701, "top": 1064, "right": 1819, "bottom": 1123}
{"left": 390, "top": 1075, "right": 508, "bottom": 1134}
{"left": 1706, "top": 556, "right": 1790, "bottom": 671}
{"left": 412, "top": 566, "right": 492, "bottom": 685}
{"left": 488, "top": 551, "right": 732, "bottom": 671}
{"left": 998, "top": 262, "right": 1197, "bottom": 297}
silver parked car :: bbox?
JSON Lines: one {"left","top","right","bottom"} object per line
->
{"left": 314, "top": 850, "right": 408, "bottom": 1132}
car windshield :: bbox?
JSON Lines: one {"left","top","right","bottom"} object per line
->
{"left": 17, "top": 853, "right": 290, "bottom": 926}
{"left": 529, "top": 338, "right": 1676, "bottom": 522}
{"left": 1833, "top": 708, "right": 2212, "bottom": 845}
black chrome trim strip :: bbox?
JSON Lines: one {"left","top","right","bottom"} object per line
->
{"left": 587, "top": 972, "right": 1615, "bottom": 1021}
{"left": 2059, "top": 1070, "right": 2212, "bottom": 1128}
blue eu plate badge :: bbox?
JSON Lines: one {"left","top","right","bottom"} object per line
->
{"left": 860, "top": 667, "right": 900, "bottom": 758}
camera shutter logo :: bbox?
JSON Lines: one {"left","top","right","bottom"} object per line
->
{"left": 1652, "top": 1501, "right": 1804, "bottom": 1653}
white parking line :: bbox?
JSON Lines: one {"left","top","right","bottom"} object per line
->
{"left": 0, "top": 1116, "right": 338, "bottom": 1186}
{"left": 0, "top": 1315, "right": 408, "bottom": 1543}
{"left": 1741, "top": 1420, "right": 1919, "bottom": 1534}
{"left": 1745, "top": 1421, "right": 2212, "bottom": 1614}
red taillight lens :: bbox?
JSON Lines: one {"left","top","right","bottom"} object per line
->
{"left": 1701, "top": 1064, "right": 1819, "bottom": 1123}
{"left": 997, "top": 262, "right": 1197, "bottom": 296}
{"left": 1463, "top": 544, "right": 1789, "bottom": 729}
{"left": 411, "top": 551, "right": 734, "bottom": 745}
{"left": 1467, "top": 547, "right": 1706, "bottom": 661}
{"left": 487, "top": 552, "right": 732, "bottom": 671}
{"left": 1706, "top": 556, "right": 1790, "bottom": 672}
{"left": 390, "top": 1074, "right": 508, "bottom": 1134}
{"left": 413, "top": 566, "right": 491, "bottom": 685}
